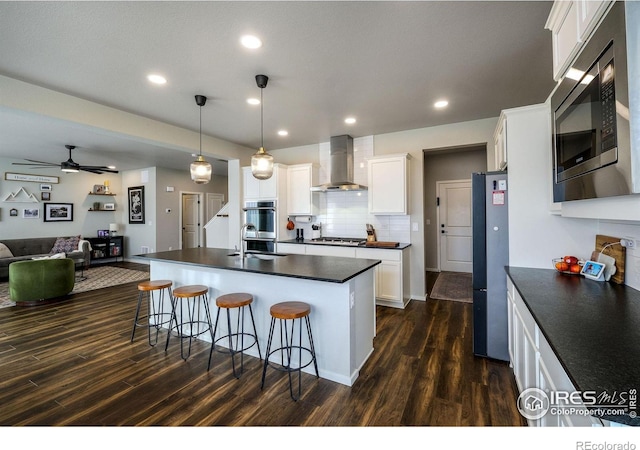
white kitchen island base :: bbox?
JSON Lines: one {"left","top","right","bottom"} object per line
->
{"left": 150, "top": 260, "right": 376, "bottom": 386}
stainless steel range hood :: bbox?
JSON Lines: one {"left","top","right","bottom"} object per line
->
{"left": 310, "top": 135, "right": 368, "bottom": 192}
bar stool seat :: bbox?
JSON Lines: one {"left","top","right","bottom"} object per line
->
{"left": 261, "top": 301, "right": 318, "bottom": 401}
{"left": 165, "top": 284, "right": 213, "bottom": 360}
{"left": 131, "top": 280, "right": 173, "bottom": 346}
{"left": 208, "top": 293, "right": 261, "bottom": 378}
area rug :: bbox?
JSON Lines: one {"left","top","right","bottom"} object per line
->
{"left": 430, "top": 271, "right": 473, "bottom": 303}
{"left": 0, "top": 266, "right": 149, "bottom": 309}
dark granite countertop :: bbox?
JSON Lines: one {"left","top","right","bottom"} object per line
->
{"left": 136, "top": 247, "right": 380, "bottom": 284}
{"left": 506, "top": 267, "right": 640, "bottom": 426}
{"left": 278, "top": 239, "right": 411, "bottom": 250}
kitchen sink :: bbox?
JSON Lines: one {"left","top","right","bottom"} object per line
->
{"left": 227, "top": 251, "right": 287, "bottom": 260}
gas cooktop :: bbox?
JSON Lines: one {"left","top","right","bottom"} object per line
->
{"left": 310, "top": 237, "right": 367, "bottom": 246}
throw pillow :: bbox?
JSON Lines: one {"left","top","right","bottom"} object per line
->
{"left": 51, "top": 236, "right": 81, "bottom": 254}
{"left": 0, "top": 243, "right": 14, "bottom": 258}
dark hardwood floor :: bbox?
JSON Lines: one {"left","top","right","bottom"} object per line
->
{"left": 0, "top": 264, "right": 524, "bottom": 426}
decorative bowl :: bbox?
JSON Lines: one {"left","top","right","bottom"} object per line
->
{"left": 552, "top": 258, "right": 583, "bottom": 275}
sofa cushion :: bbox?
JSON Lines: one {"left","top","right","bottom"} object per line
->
{"left": 51, "top": 236, "right": 81, "bottom": 254}
{"left": 0, "top": 243, "right": 13, "bottom": 258}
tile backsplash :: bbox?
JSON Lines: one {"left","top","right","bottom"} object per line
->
{"left": 289, "top": 190, "right": 411, "bottom": 243}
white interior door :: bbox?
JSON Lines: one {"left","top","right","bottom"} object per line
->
{"left": 206, "top": 193, "right": 224, "bottom": 224}
{"left": 438, "top": 180, "right": 472, "bottom": 273}
{"left": 182, "top": 193, "right": 200, "bottom": 248}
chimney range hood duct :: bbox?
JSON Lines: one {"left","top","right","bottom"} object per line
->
{"left": 310, "top": 135, "right": 368, "bottom": 192}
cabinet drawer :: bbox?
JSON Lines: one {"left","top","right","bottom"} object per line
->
{"left": 305, "top": 245, "right": 356, "bottom": 258}
{"left": 355, "top": 248, "right": 401, "bottom": 262}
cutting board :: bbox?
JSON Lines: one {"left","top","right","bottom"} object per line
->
{"left": 591, "top": 235, "right": 625, "bottom": 284}
{"left": 365, "top": 241, "right": 399, "bottom": 248}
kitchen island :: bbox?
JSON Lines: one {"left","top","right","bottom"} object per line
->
{"left": 136, "top": 247, "right": 380, "bottom": 386}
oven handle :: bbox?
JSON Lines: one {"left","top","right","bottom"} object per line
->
{"left": 243, "top": 207, "right": 276, "bottom": 211}
{"left": 243, "top": 237, "right": 276, "bottom": 242}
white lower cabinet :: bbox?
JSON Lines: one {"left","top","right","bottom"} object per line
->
{"left": 507, "top": 276, "right": 603, "bottom": 427}
{"left": 276, "top": 243, "right": 410, "bottom": 308}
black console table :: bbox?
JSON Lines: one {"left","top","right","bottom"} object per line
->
{"left": 87, "top": 236, "right": 124, "bottom": 264}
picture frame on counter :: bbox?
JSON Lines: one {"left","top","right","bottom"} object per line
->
{"left": 97, "top": 229, "right": 109, "bottom": 238}
{"left": 103, "top": 203, "right": 115, "bottom": 211}
{"left": 44, "top": 203, "right": 73, "bottom": 222}
{"left": 92, "top": 184, "right": 106, "bottom": 194}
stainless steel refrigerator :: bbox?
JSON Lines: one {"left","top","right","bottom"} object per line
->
{"left": 472, "top": 171, "right": 509, "bottom": 362}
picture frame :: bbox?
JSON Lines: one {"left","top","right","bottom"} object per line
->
{"left": 128, "top": 186, "right": 145, "bottom": 224}
{"left": 41, "top": 192, "right": 51, "bottom": 201}
{"left": 23, "top": 208, "right": 39, "bottom": 219}
{"left": 9, "top": 208, "right": 18, "bottom": 217}
{"left": 40, "top": 184, "right": 52, "bottom": 192}
{"left": 93, "top": 184, "right": 105, "bottom": 194}
{"left": 44, "top": 203, "right": 74, "bottom": 222}
{"left": 103, "top": 203, "right": 115, "bottom": 211}
{"left": 97, "top": 229, "right": 109, "bottom": 238}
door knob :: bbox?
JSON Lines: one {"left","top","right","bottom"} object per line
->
{"left": 441, "top": 230, "right": 447, "bottom": 234}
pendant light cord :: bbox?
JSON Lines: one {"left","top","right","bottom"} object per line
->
{"left": 199, "top": 104, "right": 203, "bottom": 157}
{"left": 260, "top": 87, "right": 264, "bottom": 149}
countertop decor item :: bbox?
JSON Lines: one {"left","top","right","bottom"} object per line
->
{"left": 250, "top": 74, "right": 274, "bottom": 180}
{"left": 190, "top": 95, "right": 212, "bottom": 184}
{"left": 593, "top": 235, "right": 625, "bottom": 284}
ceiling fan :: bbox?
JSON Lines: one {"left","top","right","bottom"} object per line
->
{"left": 12, "top": 145, "right": 119, "bottom": 174}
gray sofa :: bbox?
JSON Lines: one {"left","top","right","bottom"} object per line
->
{"left": 0, "top": 236, "right": 91, "bottom": 279}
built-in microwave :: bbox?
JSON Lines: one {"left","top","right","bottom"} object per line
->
{"left": 551, "top": 2, "right": 639, "bottom": 202}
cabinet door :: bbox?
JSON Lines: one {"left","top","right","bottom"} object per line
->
{"left": 577, "top": 0, "right": 611, "bottom": 42}
{"left": 305, "top": 245, "right": 356, "bottom": 258}
{"left": 494, "top": 116, "right": 507, "bottom": 171}
{"left": 368, "top": 155, "right": 408, "bottom": 215}
{"left": 243, "top": 167, "right": 260, "bottom": 200}
{"left": 260, "top": 173, "right": 277, "bottom": 199}
{"left": 553, "top": 2, "right": 580, "bottom": 80}
{"left": 287, "top": 164, "right": 315, "bottom": 215}
{"left": 376, "top": 260, "right": 401, "bottom": 301}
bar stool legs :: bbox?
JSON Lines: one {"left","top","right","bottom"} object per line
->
{"left": 208, "top": 293, "right": 261, "bottom": 378}
{"left": 261, "top": 301, "right": 318, "bottom": 401}
{"left": 131, "top": 280, "right": 173, "bottom": 346}
{"left": 165, "top": 285, "right": 213, "bottom": 360}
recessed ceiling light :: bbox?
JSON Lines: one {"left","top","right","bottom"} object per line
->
{"left": 345, "top": 117, "right": 356, "bottom": 124}
{"left": 278, "top": 130, "right": 289, "bottom": 136}
{"left": 241, "top": 35, "right": 262, "bottom": 49}
{"left": 247, "top": 98, "right": 260, "bottom": 105}
{"left": 147, "top": 74, "right": 167, "bottom": 85}
{"left": 434, "top": 100, "right": 449, "bottom": 108}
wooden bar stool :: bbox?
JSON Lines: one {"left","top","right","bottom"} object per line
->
{"left": 131, "top": 280, "right": 173, "bottom": 346}
{"left": 207, "top": 293, "right": 261, "bottom": 378}
{"left": 165, "top": 285, "right": 213, "bottom": 360}
{"left": 261, "top": 301, "right": 319, "bottom": 401}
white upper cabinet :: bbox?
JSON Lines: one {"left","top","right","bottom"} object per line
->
{"left": 242, "top": 164, "right": 285, "bottom": 201}
{"left": 546, "top": 0, "right": 612, "bottom": 81}
{"left": 286, "top": 163, "right": 318, "bottom": 215}
{"left": 367, "top": 153, "right": 410, "bottom": 215}
{"left": 494, "top": 112, "right": 507, "bottom": 171}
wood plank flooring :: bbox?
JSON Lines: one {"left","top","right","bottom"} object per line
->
{"left": 0, "top": 265, "right": 525, "bottom": 426}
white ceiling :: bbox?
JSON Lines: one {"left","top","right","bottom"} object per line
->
{"left": 0, "top": 1, "right": 555, "bottom": 172}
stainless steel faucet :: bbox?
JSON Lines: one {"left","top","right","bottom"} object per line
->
{"left": 240, "top": 223, "right": 256, "bottom": 259}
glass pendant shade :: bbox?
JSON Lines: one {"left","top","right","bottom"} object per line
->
{"left": 251, "top": 147, "right": 274, "bottom": 180}
{"left": 190, "top": 155, "right": 212, "bottom": 184}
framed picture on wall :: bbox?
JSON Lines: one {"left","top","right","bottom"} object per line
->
{"left": 128, "top": 186, "right": 145, "bottom": 224}
{"left": 41, "top": 192, "right": 50, "bottom": 201}
{"left": 44, "top": 203, "right": 74, "bottom": 222}
{"left": 23, "top": 208, "right": 39, "bottom": 219}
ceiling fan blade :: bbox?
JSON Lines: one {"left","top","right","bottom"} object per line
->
{"left": 79, "top": 166, "right": 120, "bottom": 174}
{"left": 12, "top": 159, "right": 59, "bottom": 166}
{"left": 80, "top": 168, "right": 104, "bottom": 174}
{"left": 11, "top": 163, "right": 58, "bottom": 167}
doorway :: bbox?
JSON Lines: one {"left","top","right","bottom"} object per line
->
{"left": 180, "top": 192, "right": 204, "bottom": 249}
{"left": 436, "top": 180, "right": 472, "bottom": 273}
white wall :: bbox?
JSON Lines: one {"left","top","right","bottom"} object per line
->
{"left": 0, "top": 156, "right": 121, "bottom": 240}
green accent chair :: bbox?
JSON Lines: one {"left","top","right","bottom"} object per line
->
{"left": 9, "top": 258, "right": 75, "bottom": 305}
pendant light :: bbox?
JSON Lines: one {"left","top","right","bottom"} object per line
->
{"left": 251, "top": 74, "right": 274, "bottom": 180}
{"left": 190, "top": 94, "right": 212, "bottom": 184}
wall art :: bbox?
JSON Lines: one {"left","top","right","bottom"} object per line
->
{"left": 128, "top": 186, "right": 145, "bottom": 224}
